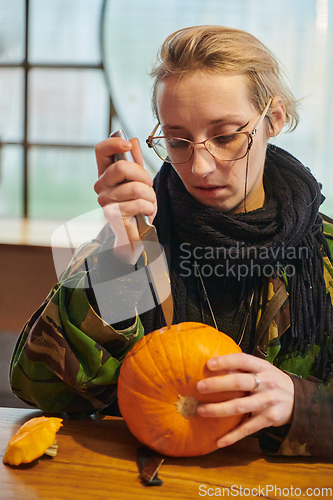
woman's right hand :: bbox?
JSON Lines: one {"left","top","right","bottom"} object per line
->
{"left": 94, "top": 136, "right": 157, "bottom": 243}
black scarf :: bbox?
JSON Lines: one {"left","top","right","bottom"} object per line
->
{"left": 141, "top": 145, "right": 332, "bottom": 380}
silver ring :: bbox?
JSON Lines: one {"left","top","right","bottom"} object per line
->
{"left": 252, "top": 373, "right": 260, "bottom": 392}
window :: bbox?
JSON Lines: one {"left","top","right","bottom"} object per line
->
{"left": 0, "top": 0, "right": 110, "bottom": 220}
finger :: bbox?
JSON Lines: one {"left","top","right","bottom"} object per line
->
{"left": 130, "top": 137, "right": 144, "bottom": 167}
{"left": 197, "top": 372, "right": 261, "bottom": 394}
{"left": 94, "top": 161, "right": 153, "bottom": 195}
{"left": 95, "top": 137, "right": 132, "bottom": 177}
{"left": 206, "top": 352, "right": 263, "bottom": 373}
{"left": 197, "top": 392, "right": 262, "bottom": 419}
{"left": 97, "top": 194, "right": 157, "bottom": 222}
{"left": 97, "top": 179, "right": 156, "bottom": 206}
{"left": 122, "top": 216, "right": 141, "bottom": 242}
{"left": 216, "top": 414, "right": 266, "bottom": 449}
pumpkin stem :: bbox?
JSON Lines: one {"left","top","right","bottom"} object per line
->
{"left": 176, "top": 395, "right": 199, "bottom": 419}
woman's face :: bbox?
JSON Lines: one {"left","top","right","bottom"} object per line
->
{"left": 156, "top": 71, "right": 274, "bottom": 213}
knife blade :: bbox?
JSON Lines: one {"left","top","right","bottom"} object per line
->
{"left": 110, "top": 129, "right": 173, "bottom": 329}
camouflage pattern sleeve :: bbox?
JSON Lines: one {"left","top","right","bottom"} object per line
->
{"left": 257, "top": 219, "right": 333, "bottom": 459}
{"left": 9, "top": 270, "right": 144, "bottom": 414}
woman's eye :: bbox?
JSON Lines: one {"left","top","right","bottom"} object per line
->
{"left": 213, "top": 134, "right": 237, "bottom": 145}
{"left": 167, "top": 138, "right": 188, "bottom": 149}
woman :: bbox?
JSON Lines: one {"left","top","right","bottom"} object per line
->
{"left": 10, "top": 26, "right": 333, "bottom": 459}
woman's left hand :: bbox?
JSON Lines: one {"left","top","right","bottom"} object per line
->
{"left": 196, "top": 352, "right": 294, "bottom": 448}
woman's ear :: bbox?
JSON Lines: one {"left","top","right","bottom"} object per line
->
{"left": 268, "top": 96, "right": 286, "bottom": 137}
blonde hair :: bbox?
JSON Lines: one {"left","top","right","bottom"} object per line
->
{"left": 151, "top": 25, "right": 299, "bottom": 132}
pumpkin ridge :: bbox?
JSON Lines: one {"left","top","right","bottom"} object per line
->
{"left": 174, "top": 326, "right": 187, "bottom": 389}
{"left": 143, "top": 330, "right": 171, "bottom": 389}
{"left": 150, "top": 421, "right": 187, "bottom": 456}
{"left": 149, "top": 328, "right": 185, "bottom": 391}
{"left": 125, "top": 346, "right": 173, "bottom": 398}
{"left": 147, "top": 425, "right": 178, "bottom": 455}
{"left": 158, "top": 327, "right": 186, "bottom": 389}
{"left": 178, "top": 326, "right": 207, "bottom": 389}
{"left": 119, "top": 390, "right": 184, "bottom": 447}
{"left": 163, "top": 328, "right": 192, "bottom": 391}
{"left": 119, "top": 372, "right": 176, "bottom": 403}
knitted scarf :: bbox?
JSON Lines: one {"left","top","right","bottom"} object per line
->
{"left": 140, "top": 144, "right": 333, "bottom": 380}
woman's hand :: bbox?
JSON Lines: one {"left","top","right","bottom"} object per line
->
{"left": 196, "top": 352, "right": 294, "bottom": 449}
{"left": 94, "top": 136, "right": 157, "bottom": 242}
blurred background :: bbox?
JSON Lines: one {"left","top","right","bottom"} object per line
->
{"left": 0, "top": 0, "right": 332, "bottom": 406}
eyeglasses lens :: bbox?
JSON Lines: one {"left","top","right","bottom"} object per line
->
{"left": 206, "top": 134, "right": 249, "bottom": 161}
{"left": 151, "top": 133, "right": 249, "bottom": 164}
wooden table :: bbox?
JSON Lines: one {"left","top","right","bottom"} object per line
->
{"left": 0, "top": 407, "right": 332, "bottom": 500}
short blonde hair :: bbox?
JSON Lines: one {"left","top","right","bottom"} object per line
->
{"left": 151, "top": 25, "right": 299, "bottom": 132}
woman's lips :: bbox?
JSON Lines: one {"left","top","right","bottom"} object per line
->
{"left": 194, "top": 185, "right": 228, "bottom": 197}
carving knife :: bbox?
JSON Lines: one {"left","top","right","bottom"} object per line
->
{"left": 110, "top": 129, "right": 174, "bottom": 329}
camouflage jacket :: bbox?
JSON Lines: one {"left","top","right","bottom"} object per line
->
{"left": 9, "top": 221, "right": 333, "bottom": 459}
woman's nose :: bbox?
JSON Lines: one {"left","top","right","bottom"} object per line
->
{"left": 191, "top": 147, "right": 216, "bottom": 177}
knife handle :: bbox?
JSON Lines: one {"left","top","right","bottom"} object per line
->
{"left": 109, "top": 129, "right": 152, "bottom": 235}
{"left": 109, "top": 128, "right": 135, "bottom": 163}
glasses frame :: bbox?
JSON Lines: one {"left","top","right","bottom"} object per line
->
{"left": 146, "top": 98, "right": 272, "bottom": 165}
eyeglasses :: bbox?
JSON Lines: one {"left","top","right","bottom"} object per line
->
{"left": 146, "top": 98, "right": 272, "bottom": 165}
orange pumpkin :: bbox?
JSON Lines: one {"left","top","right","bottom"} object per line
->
{"left": 117, "top": 322, "right": 246, "bottom": 457}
